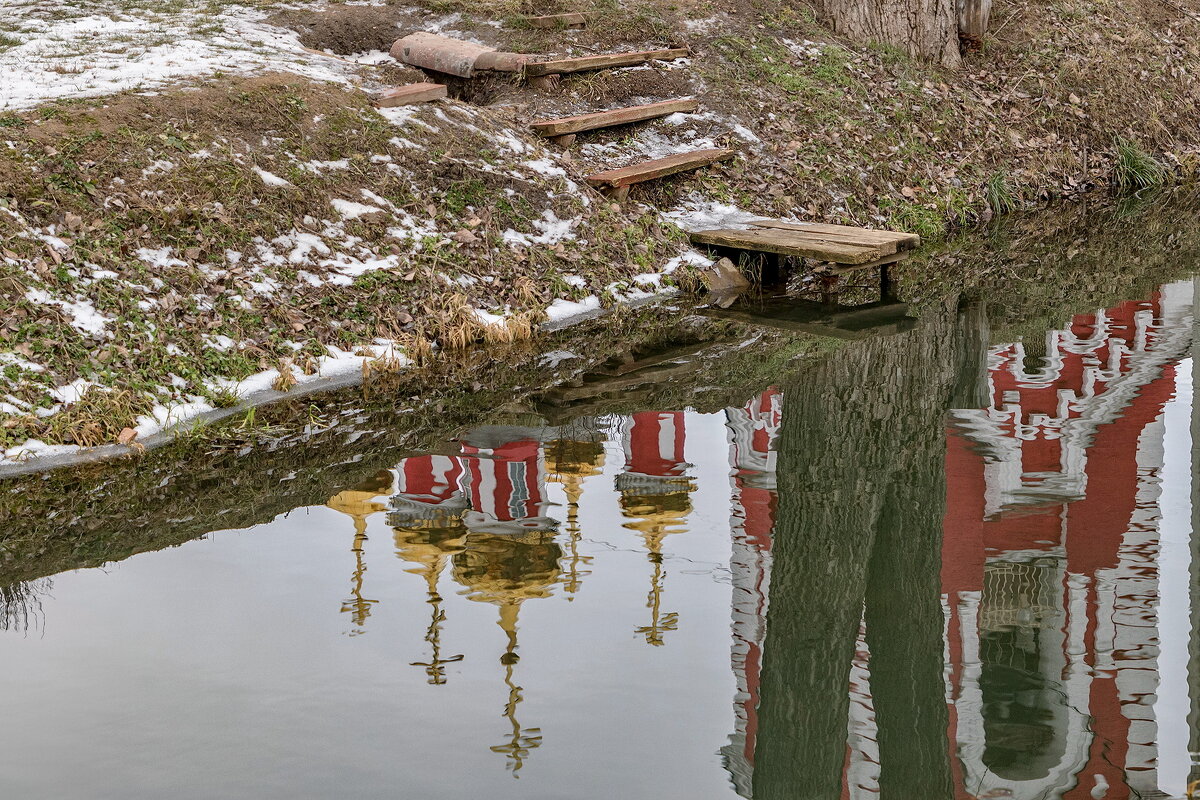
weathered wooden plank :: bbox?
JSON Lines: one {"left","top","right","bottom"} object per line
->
{"left": 750, "top": 219, "right": 921, "bottom": 250}
{"left": 522, "top": 12, "right": 594, "bottom": 28}
{"left": 525, "top": 48, "right": 690, "bottom": 77}
{"left": 540, "top": 360, "right": 701, "bottom": 404}
{"left": 690, "top": 227, "right": 885, "bottom": 264}
{"left": 372, "top": 82, "right": 448, "bottom": 107}
{"left": 531, "top": 97, "right": 697, "bottom": 137}
{"left": 592, "top": 342, "right": 712, "bottom": 377}
{"left": 585, "top": 148, "right": 735, "bottom": 188}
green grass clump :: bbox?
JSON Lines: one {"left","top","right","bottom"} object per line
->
{"left": 984, "top": 172, "right": 1020, "bottom": 214}
{"left": 1113, "top": 137, "right": 1166, "bottom": 191}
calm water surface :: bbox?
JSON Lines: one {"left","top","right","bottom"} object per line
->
{"left": 2, "top": 274, "right": 1198, "bottom": 798}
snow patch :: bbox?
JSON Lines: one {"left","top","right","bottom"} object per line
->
{"left": 546, "top": 295, "right": 601, "bottom": 323}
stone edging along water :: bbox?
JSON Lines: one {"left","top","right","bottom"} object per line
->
{"left": 0, "top": 290, "right": 674, "bottom": 481}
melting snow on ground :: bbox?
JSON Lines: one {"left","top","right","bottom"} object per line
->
{"left": 663, "top": 198, "right": 767, "bottom": 231}
{"left": 0, "top": 0, "right": 376, "bottom": 110}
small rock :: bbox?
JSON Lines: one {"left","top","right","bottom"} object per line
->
{"left": 701, "top": 257, "right": 751, "bottom": 294}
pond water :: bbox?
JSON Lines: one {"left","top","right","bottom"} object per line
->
{"left": 2, "top": 209, "right": 1200, "bottom": 799}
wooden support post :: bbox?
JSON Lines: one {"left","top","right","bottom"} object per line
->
{"left": 880, "top": 262, "right": 894, "bottom": 301}
{"left": 606, "top": 185, "right": 631, "bottom": 204}
{"left": 819, "top": 272, "right": 841, "bottom": 306}
{"left": 549, "top": 133, "right": 577, "bottom": 147}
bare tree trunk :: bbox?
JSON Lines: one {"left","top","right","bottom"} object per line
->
{"left": 813, "top": 0, "right": 962, "bottom": 67}
{"left": 958, "top": 0, "right": 992, "bottom": 43}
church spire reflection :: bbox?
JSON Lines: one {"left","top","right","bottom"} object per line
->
{"left": 617, "top": 411, "right": 694, "bottom": 647}
{"left": 325, "top": 470, "right": 392, "bottom": 635}
{"left": 453, "top": 530, "right": 561, "bottom": 776}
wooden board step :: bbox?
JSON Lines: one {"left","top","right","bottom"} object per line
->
{"left": 749, "top": 220, "right": 921, "bottom": 252}
{"left": 691, "top": 221, "right": 920, "bottom": 265}
{"left": 585, "top": 148, "right": 736, "bottom": 193}
{"left": 521, "top": 12, "right": 594, "bottom": 28}
{"left": 531, "top": 97, "right": 697, "bottom": 138}
{"left": 525, "top": 48, "right": 690, "bottom": 77}
{"left": 372, "top": 83, "right": 448, "bottom": 108}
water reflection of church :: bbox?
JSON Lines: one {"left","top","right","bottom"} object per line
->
{"left": 323, "top": 411, "right": 705, "bottom": 775}
{"left": 320, "top": 279, "right": 1195, "bottom": 797}
{"left": 935, "top": 283, "right": 1194, "bottom": 800}
{"left": 713, "top": 285, "right": 1196, "bottom": 798}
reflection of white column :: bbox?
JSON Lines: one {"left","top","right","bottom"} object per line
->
{"left": 1154, "top": 358, "right": 1194, "bottom": 797}
{"left": 846, "top": 617, "right": 880, "bottom": 799}
{"left": 1115, "top": 412, "right": 1167, "bottom": 793}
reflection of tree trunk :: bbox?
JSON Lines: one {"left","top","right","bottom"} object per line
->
{"left": 864, "top": 421, "right": 953, "bottom": 800}
{"left": 754, "top": 301, "right": 981, "bottom": 800}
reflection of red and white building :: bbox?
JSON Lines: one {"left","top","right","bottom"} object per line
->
{"left": 460, "top": 432, "right": 558, "bottom": 535}
{"left": 933, "top": 281, "right": 1195, "bottom": 800}
{"left": 389, "top": 455, "right": 469, "bottom": 525}
{"left": 721, "top": 389, "right": 782, "bottom": 797}
{"left": 387, "top": 432, "right": 559, "bottom": 535}
{"left": 619, "top": 411, "right": 691, "bottom": 483}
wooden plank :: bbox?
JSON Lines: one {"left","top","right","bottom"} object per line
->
{"left": 540, "top": 360, "right": 701, "bottom": 404}
{"left": 690, "top": 227, "right": 885, "bottom": 265}
{"left": 531, "top": 97, "right": 697, "bottom": 137}
{"left": 585, "top": 148, "right": 735, "bottom": 189}
{"left": 591, "top": 342, "right": 712, "bottom": 377}
{"left": 522, "top": 12, "right": 594, "bottom": 28}
{"left": 525, "top": 48, "right": 690, "bottom": 77}
{"left": 750, "top": 219, "right": 921, "bottom": 250}
{"left": 373, "top": 83, "right": 448, "bottom": 107}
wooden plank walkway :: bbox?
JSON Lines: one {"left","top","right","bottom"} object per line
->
{"left": 531, "top": 97, "right": 697, "bottom": 137}
{"left": 525, "top": 48, "right": 690, "bottom": 76}
{"left": 585, "top": 148, "right": 735, "bottom": 192}
{"left": 749, "top": 220, "right": 920, "bottom": 253}
{"left": 690, "top": 221, "right": 920, "bottom": 265}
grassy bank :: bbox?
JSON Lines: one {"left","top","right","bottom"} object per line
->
{"left": 2, "top": 0, "right": 1200, "bottom": 458}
